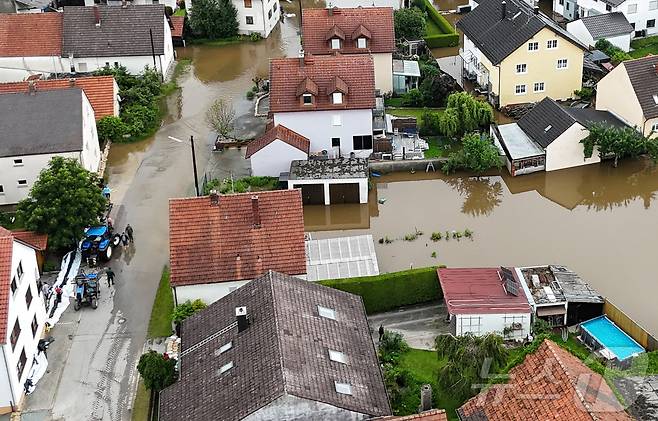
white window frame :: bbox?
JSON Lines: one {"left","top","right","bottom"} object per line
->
{"left": 17, "top": 179, "right": 28, "bottom": 187}
{"left": 78, "top": 62, "right": 87, "bottom": 72}
{"left": 331, "top": 114, "right": 342, "bottom": 126}
{"left": 218, "top": 342, "right": 233, "bottom": 354}
{"left": 528, "top": 42, "right": 539, "bottom": 51}
{"left": 515, "top": 63, "right": 527, "bottom": 74}
{"left": 652, "top": 122, "right": 658, "bottom": 132}
{"left": 533, "top": 82, "right": 545, "bottom": 92}
{"left": 331, "top": 38, "right": 341, "bottom": 50}
{"left": 328, "top": 349, "right": 347, "bottom": 364}
{"left": 13, "top": 159, "right": 23, "bottom": 167}
{"left": 0, "top": 185, "right": 4, "bottom": 195}
{"left": 302, "top": 94, "right": 313, "bottom": 105}
{"left": 557, "top": 58, "right": 568, "bottom": 69}
{"left": 650, "top": 0, "right": 658, "bottom": 10}
{"left": 332, "top": 92, "right": 343, "bottom": 104}
{"left": 318, "top": 305, "right": 336, "bottom": 320}
{"left": 357, "top": 37, "right": 366, "bottom": 49}
{"left": 514, "top": 84, "right": 527, "bottom": 95}
{"left": 334, "top": 382, "right": 352, "bottom": 395}
{"left": 628, "top": 3, "right": 637, "bottom": 13}
{"left": 546, "top": 39, "right": 558, "bottom": 49}
{"left": 219, "top": 361, "right": 233, "bottom": 374}
{"left": 245, "top": 16, "right": 254, "bottom": 25}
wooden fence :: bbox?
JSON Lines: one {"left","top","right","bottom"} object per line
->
{"left": 603, "top": 299, "right": 658, "bottom": 351}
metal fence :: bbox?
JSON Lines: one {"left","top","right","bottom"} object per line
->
{"left": 603, "top": 299, "right": 658, "bottom": 351}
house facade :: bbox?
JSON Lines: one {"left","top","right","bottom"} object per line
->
{"left": 187, "top": 0, "right": 280, "bottom": 37}
{"left": 458, "top": 0, "right": 586, "bottom": 107}
{"left": 0, "top": 228, "right": 47, "bottom": 414}
{"left": 0, "top": 88, "right": 100, "bottom": 205}
{"left": 554, "top": 0, "right": 658, "bottom": 38}
{"left": 596, "top": 55, "right": 658, "bottom": 137}
{"left": 566, "top": 12, "right": 634, "bottom": 51}
{"left": 245, "top": 125, "right": 310, "bottom": 177}
{"left": 301, "top": 7, "right": 395, "bottom": 94}
{"left": 269, "top": 54, "right": 376, "bottom": 159}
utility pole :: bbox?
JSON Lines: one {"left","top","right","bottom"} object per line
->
{"left": 190, "top": 135, "right": 200, "bottom": 196}
{"left": 149, "top": 28, "right": 163, "bottom": 82}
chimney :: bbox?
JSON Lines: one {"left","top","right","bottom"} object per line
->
{"left": 533, "top": 5, "right": 539, "bottom": 14}
{"left": 69, "top": 78, "right": 76, "bottom": 87}
{"left": 236, "top": 306, "right": 249, "bottom": 332}
{"left": 121, "top": 0, "right": 127, "bottom": 8}
{"left": 251, "top": 195, "right": 261, "bottom": 228}
{"left": 210, "top": 189, "right": 219, "bottom": 206}
{"left": 501, "top": 0, "right": 506, "bottom": 20}
{"left": 419, "top": 384, "right": 432, "bottom": 412}
{"left": 328, "top": 5, "right": 333, "bottom": 15}
{"left": 28, "top": 81, "right": 36, "bottom": 95}
{"left": 94, "top": 6, "right": 101, "bottom": 27}
{"left": 299, "top": 49, "right": 305, "bottom": 67}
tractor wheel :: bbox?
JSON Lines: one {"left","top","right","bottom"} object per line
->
{"left": 91, "top": 298, "right": 98, "bottom": 309}
{"left": 112, "top": 235, "right": 121, "bottom": 247}
{"left": 74, "top": 301, "right": 80, "bottom": 311}
{"left": 103, "top": 245, "right": 113, "bottom": 261}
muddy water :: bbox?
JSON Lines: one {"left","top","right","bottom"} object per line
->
{"left": 307, "top": 159, "right": 658, "bottom": 336}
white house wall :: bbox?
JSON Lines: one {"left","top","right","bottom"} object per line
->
{"left": 173, "top": 281, "right": 251, "bottom": 305}
{"left": 244, "top": 393, "right": 370, "bottom": 420}
{"left": 250, "top": 140, "right": 308, "bottom": 177}
{"left": 454, "top": 313, "right": 531, "bottom": 340}
{"left": 560, "top": 0, "right": 658, "bottom": 37}
{"left": 273, "top": 109, "right": 374, "bottom": 158}
{"left": 545, "top": 123, "right": 601, "bottom": 171}
{"left": 288, "top": 178, "right": 369, "bottom": 204}
{"left": 0, "top": 56, "right": 69, "bottom": 83}
{"left": 566, "top": 20, "right": 631, "bottom": 51}
{"left": 80, "top": 92, "right": 101, "bottom": 173}
{"left": 372, "top": 52, "right": 393, "bottom": 95}
{"left": 235, "top": 0, "right": 280, "bottom": 37}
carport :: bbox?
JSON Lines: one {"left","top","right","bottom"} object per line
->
{"left": 287, "top": 158, "right": 369, "bottom": 205}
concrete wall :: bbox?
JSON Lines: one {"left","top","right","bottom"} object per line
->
{"left": 545, "top": 123, "right": 601, "bottom": 171}
{"left": 0, "top": 351, "right": 13, "bottom": 414}
{"left": 566, "top": 20, "right": 632, "bottom": 51}
{"left": 273, "top": 109, "right": 374, "bottom": 158}
{"left": 234, "top": 0, "right": 280, "bottom": 37}
{"left": 373, "top": 52, "right": 393, "bottom": 95}
{"left": 595, "top": 63, "right": 648, "bottom": 133}
{"left": 498, "top": 27, "right": 583, "bottom": 107}
{"left": 250, "top": 139, "right": 308, "bottom": 177}
{"left": 454, "top": 312, "right": 531, "bottom": 340}
{"left": 287, "top": 178, "right": 369, "bottom": 204}
{"left": 244, "top": 393, "right": 371, "bottom": 421}
{"left": 0, "top": 56, "right": 69, "bottom": 83}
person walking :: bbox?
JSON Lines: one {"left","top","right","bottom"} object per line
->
{"left": 55, "top": 287, "right": 63, "bottom": 305}
{"left": 378, "top": 324, "right": 385, "bottom": 342}
{"left": 121, "top": 232, "right": 129, "bottom": 247}
{"left": 41, "top": 283, "right": 51, "bottom": 299}
{"left": 106, "top": 268, "right": 115, "bottom": 287}
{"left": 125, "top": 224, "right": 134, "bottom": 243}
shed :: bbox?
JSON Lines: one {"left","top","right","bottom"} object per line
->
{"left": 392, "top": 59, "right": 421, "bottom": 94}
{"left": 305, "top": 235, "right": 379, "bottom": 281}
{"left": 288, "top": 158, "right": 369, "bottom": 205}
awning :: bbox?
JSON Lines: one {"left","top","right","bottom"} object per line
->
{"left": 537, "top": 305, "right": 567, "bottom": 317}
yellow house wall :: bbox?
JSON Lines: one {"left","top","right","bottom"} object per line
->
{"left": 497, "top": 27, "right": 584, "bottom": 107}
{"left": 373, "top": 52, "right": 393, "bottom": 95}
{"left": 479, "top": 53, "right": 500, "bottom": 97}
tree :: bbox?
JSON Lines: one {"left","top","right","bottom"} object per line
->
{"left": 393, "top": 8, "right": 426, "bottom": 41}
{"left": 434, "top": 333, "right": 508, "bottom": 401}
{"left": 439, "top": 92, "right": 493, "bottom": 137}
{"left": 189, "top": 0, "right": 238, "bottom": 39}
{"left": 137, "top": 351, "right": 177, "bottom": 392}
{"left": 419, "top": 73, "right": 457, "bottom": 107}
{"left": 206, "top": 98, "right": 236, "bottom": 139}
{"left": 172, "top": 299, "right": 207, "bottom": 324}
{"left": 442, "top": 133, "right": 502, "bottom": 175}
{"left": 16, "top": 157, "right": 106, "bottom": 250}
{"left": 401, "top": 88, "right": 423, "bottom": 107}
{"left": 96, "top": 116, "right": 127, "bottom": 144}
{"left": 581, "top": 123, "right": 657, "bottom": 167}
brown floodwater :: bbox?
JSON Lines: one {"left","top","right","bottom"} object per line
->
{"left": 306, "top": 159, "right": 658, "bottom": 336}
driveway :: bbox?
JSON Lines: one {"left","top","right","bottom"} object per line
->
{"left": 368, "top": 302, "right": 450, "bottom": 350}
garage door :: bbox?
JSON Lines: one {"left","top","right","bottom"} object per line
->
{"left": 294, "top": 184, "right": 324, "bottom": 205}
{"left": 329, "top": 183, "right": 359, "bottom": 204}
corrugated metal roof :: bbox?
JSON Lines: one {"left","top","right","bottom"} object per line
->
{"left": 305, "top": 235, "right": 379, "bottom": 281}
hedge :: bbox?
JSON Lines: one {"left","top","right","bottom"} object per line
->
{"left": 419, "top": 0, "right": 459, "bottom": 48}
{"left": 319, "top": 266, "right": 443, "bottom": 314}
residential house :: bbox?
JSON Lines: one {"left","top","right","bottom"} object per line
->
{"left": 554, "top": 0, "right": 658, "bottom": 39}
{"left": 458, "top": 0, "right": 586, "bottom": 107}
{"left": 566, "top": 12, "right": 634, "bottom": 51}
{"left": 0, "top": 227, "right": 47, "bottom": 414}
{"left": 437, "top": 267, "right": 533, "bottom": 340}
{"left": 596, "top": 55, "right": 658, "bottom": 137}
{"left": 0, "top": 88, "right": 101, "bottom": 205}
{"left": 0, "top": 75, "right": 120, "bottom": 120}
{"left": 62, "top": 5, "right": 174, "bottom": 75}
{"left": 515, "top": 265, "right": 604, "bottom": 327}
{"left": 9, "top": 232, "right": 47, "bottom": 272}
{"left": 491, "top": 97, "right": 627, "bottom": 175}
{"left": 457, "top": 339, "right": 633, "bottom": 420}
{"left": 287, "top": 158, "right": 369, "bottom": 205}
{"left": 83, "top": 0, "right": 177, "bottom": 9}
{"left": 301, "top": 7, "right": 395, "bottom": 94}
{"left": 269, "top": 54, "right": 376, "bottom": 159}
{"left": 168, "top": 190, "right": 306, "bottom": 304}
{"left": 187, "top": 0, "right": 280, "bottom": 38}
{"left": 379, "top": 410, "right": 448, "bottom": 421}
{"left": 159, "top": 271, "right": 392, "bottom": 421}
{"left": 245, "top": 124, "right": 310, "bottom": 177}
{"left": 0, "top": 13, "right": 68, "bottom": 83}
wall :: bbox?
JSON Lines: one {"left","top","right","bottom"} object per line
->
{"left": 566, "top": 20, "right": 632, "bottom": 51}
{"left": 173, "top": 280, "right": 250, "bottom": 305}
{"left": 273, "top": 109, "right": 374, "bottom": 158}
{"left": 235, "top": 0, "right": 281, "bottom": 37}
{"left": 287, "top": 178, "right": 369, "bottom": 204}
{"left": 71, "top": 55, "right": 164, "bottom": 76}
{"left": 372, "top": 53, "right": 393, "bottom": 95}
{"left": 0, "top": 56, "right": 69, "bottom": 83}
{"left": 595, "top": 63, "right": 646, "bottom": 132}
{"left": 244, "top": 393, "right": 370, "bottom": 420}
{"left": 86, "top": 0, "right": 177, "bottom": 7}
{"left": 498, "top": 27, "right": 584, "bottom": 107}
{"left": 454, "top": 312, "right": 531, "bottom": 340}
{"left": 545, "top": 123, "right": 600, "bottom": 171}
{"left": 250, "top": 139, "right": 308, "bottom": 177}
{"left": 80, "top": 91, "right": 102, "bottom": 173}
{"left": 604, "top": 299, "right": 658, "bottom": 351}
{"left": 0, "top": 351, "right": 13, "bottom": 414}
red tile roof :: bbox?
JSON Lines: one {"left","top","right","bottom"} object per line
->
{"left": 0, "top": 228, "right": 13, "bottom": 345}
{"left": 0, "top": 76, "right": 118, "bottom": 120}
{"left": 458, "top": 340, "right": 633, "bottom": 421}
{"left": 379, "top": 409, "right": 448, "bottom": 420}
{"left": 11, "top": 231, "right": 48, "bottom": 251}
{"left": 269, "top": 54, "right": 375, "bottom": 113}
{"left": 170, "top": 15, "right": 184, "bottom": 38}
{"left": 169, "top": 190, "right": 306, "bottom": 287}
{"left": 302, "top": 7, "right": 395, "bottom": 54}
{"left": 0, "top": 13, "right": 62, "bottom": 57}
{"left": 437, "top": 267, "right": 531, "bottom": 315}
{"left": 245, "top": 125, "right": 310, "bottom": 158}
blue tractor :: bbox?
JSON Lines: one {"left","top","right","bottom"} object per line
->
{"left": 74, "top": 272, "right": 99, "bottom": 310}
{"left": 80, "top": 225, "right": 121, "bottom": 267}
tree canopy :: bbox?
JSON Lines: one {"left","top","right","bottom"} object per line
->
{"left": 581, "top": 123, "right": 658, "bottom": 167}
{"left": 419, "top": 73, "right": 458, "bottom": 107}
{"left": 189, "top": 0, "right": 239, "bottom": 39}
{"left": 442, "top": 133, "right": 502, "bottom": 175}
{"left": 393, "top": 8, "right": 426, "bottom": 41}
{"left": 206, "top": 98, "right": 236, "bottom": 138}
{"left": 16, "top": 157, "right": 106, "bottom": 250}
{"left": 439, "top": 92, "right": 493, "bottom": 138}
{"left": 172, "top": 299, "right": 207, "bottom": 324}
{"left": 137, "top": 351, "right": 177, "bottom": 392}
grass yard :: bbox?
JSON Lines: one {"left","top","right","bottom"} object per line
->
{"left": 147, "top": 267, "right": 174, "bottom": 339}
{"left": 630, "top": 35, "right": 658, "bottom": 58}
{"left": 425, "top": 136, "right": 459, "bottom": 158}
{"left": 386, "top": 107, "right": 444, "bottom": 120}
{"left": 173, "top": 8, "right": 186, "bottom": 16}
{"left": 131, "top": 380, "right": 150, "bottom": 421}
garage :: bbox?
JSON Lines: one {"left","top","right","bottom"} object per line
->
{"left": 329, "top": 183, "right": 360, "bottom": 204}
{"left": 294, "top": 184, "right": 324, "bottom": 205}
{"left": 287, "top": 158, "right": 369, "bottom": 205}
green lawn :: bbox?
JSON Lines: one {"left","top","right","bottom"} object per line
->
{"left": 131, "top": 379, "right": 150, "bottom": 421}
{"left": 385, "top": 97, "right": 404, "bottom": 107}
{"left": 425, "top": 136, "right": 459, "bottom": 158}
{"left": 386, "top": 107, "right": 444, "bottom": 120}
{"left": 173, "top": 8, "right": 186, "bottom": 16}
{"left": 630, "top": 35, "right": 658, "bottom": 58}
{"left": 147, "top": 267, "right": 174, "bottom": 338}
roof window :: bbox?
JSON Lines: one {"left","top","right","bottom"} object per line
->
{"left": 218, "top": 341, "right": 233, "bottom": 354}
{"left": 329, "top": 349, "right": 347, "bottom": 364}
{"left": 219, "top": 361, "right": 234, "bottom": 374}
{"left": 318, "top": 305, "right": 336, "bottom": 320}
{"left": 335, "top": 381, "right": 352, "bottom": 395}
{"left": 653, "top": 94, "right": 658, "bottom": 105}
{"left": 544, "top": 125, "right": 552, "bottom": 132}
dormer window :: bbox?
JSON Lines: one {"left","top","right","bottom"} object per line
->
{"left": 331, "top": 38, "right": 341, "bottom": 50}
{"left": 357, "top": 37, "right": 367, "bottom": 49}
{"left": 332, "top": 92, "right": 343, "bottom": 104}
{"left": 303, "top": 94, "right": 313, "bottom": 105}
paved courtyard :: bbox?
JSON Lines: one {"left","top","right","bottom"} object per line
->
{"left": 367, "top": 302, "right": 449, "bottom": 350}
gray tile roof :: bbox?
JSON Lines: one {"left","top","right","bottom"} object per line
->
{"left": 457, "top": 0, "right": 586, "bottom": 65}
{"left": 517, "top": 98, "right": 626, "bottom": 148}
{"left": 623, "top": 55, "right": 658, "bottom": 119}
{"left": 0, "top": 89, "right": 83, "bottom": 158}
{"left": 62, "top": 5, "right": 165, "bottom": 58}
{"left": 579, "top": 12, "right": 633, "bottom": 39}
{"left": 289, "top": 158, "right": 369, "bottom": 180}
{"left": 159, "top": 271, "right": 392, "bottom": 421}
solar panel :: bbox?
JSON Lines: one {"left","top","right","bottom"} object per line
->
{"left": 500, "top": 267, "right": 518, "bottom": 296}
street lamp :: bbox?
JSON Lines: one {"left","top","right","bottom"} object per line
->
{"left": 168, "top": 135, "right": 200, "bottom": 197}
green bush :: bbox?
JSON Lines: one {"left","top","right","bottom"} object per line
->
{"left": 172, "top": 299, "right": 207, "bottom": 324}
{"left": 122, "top": 104, "right": 159, "bottom": 137}
{"left": 246, "top": 90, "right": 255, "bottom": 100}
{"left": 319, "top": 267, "right": 442, "bottom": 314}
{"left": 574, "top": 87, "right": 594, "bottom": 101}
{"left": 401, "top": 89, "right": 423, "bottom": 107}
{"left": 96, "top": 116, "right": 127, "bottom": 144}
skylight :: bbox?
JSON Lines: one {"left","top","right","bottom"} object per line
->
{"left": 219, "top": 361, "right": 234, "bottom": 374}
{"left": 653, "top": 94, "right": 658, "bottom": 105}
{"left": 318, "top": 305, "right": 336, "bottom": 320}
{"left": 328, "top": 349, "right": 347, "bottom": 364}
{"left": 544, "top": 125, "right": 552, "bottom": 132}
{"left": 334, "top": 382, "right": 353, "bottom": 395}
{"left": 218, "top": 341, "right": 233, "bottom": 354}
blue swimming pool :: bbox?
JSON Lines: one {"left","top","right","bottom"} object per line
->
{"left": 580, "top": 316, "right": 645, "bottom": 361}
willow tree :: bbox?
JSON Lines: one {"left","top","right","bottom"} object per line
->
{"left": 439, "top": 92, "right": 494, "bottom": 138}
{"left": 581, "top": 123, "right": 656, "bottom": 167}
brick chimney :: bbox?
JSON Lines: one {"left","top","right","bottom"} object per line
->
{"left": 94, "top": 6, "right": 101, "bottom": 27}
{"left": 28, "top": 80, "right": 36, "bottom": 95}
{"left": 251, "top": 195, "right": 261, "bottom": 228}
{"left": 501, "top": 0, "right": 506, "bottom": 20}
{"left": 236, "top": 306, "right": 249, "bottom": 332}
{"left": 210, "top": 190, "right": 219, "bottom": 206}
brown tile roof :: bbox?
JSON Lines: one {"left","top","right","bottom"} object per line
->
{"left": 0, "top": 76, "right": 118, "bottom": 120}
{"left": 245, "top": 125, "right": 310, "bottom": 158}
{"left": 11, "top": 231, "right": 48, "bottom": 251}
{"left": 0, "top": 13, "right": 62, "bottom": 57}
{"left": 458, "top": 339, "right": 633, "bottom": 421}
{"left": 269, "top": 54, "right": 375, "bottom": 113}
{"left": 170, "top": 15, "right": 184, "bottom": 38}
{"left": 302, "top": 7, "right": 395, "bottom": 54}
{"left": 621, "top": 55, "right": 658, "bottom": 119}
{"left": 0, "top": 227, "right": 13, "bottom": 345}
{"left": 168, "top": 190, "right": 306, "bottom": 287}
{"left": 159, "top": 271, "right": 392, "bottom": 421}
{"left": 379, "top": 409, "right": 448, "bottom": 420}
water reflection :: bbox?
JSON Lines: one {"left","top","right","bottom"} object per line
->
{"left": 444, "top": 176, "right": 503, "bottom": 216}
